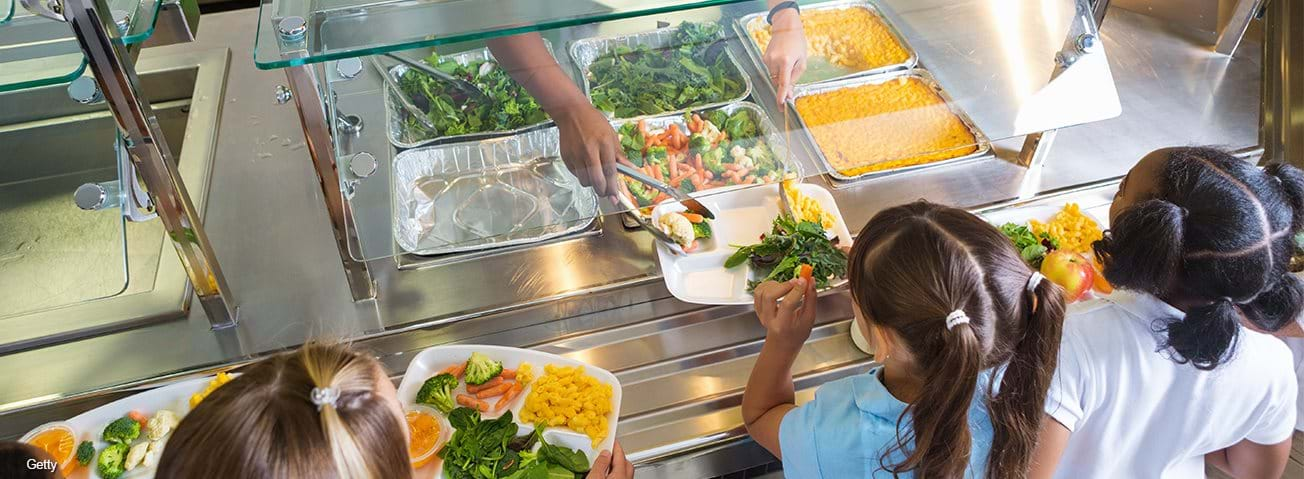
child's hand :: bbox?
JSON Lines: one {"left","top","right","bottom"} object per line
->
{"left": 753, "top": 278, "right": 818, "bottom": 352}
{"left": 587, "top": 442, "right": 634, "bottom": 479}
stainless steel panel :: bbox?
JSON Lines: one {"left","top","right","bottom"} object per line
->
{"left": 734, "top": 0, "right": 917, "bottom": 88}
{"left": 392, "top": 127, "right": 599, "bottom": 255}
{"left": 790, "top": 69, "right": 992, "bottom": 182}
{"left": 382, "top": 40, "right": 557, "bottom": 149}
{"left": 570, "top": 23, "right": 753, "bottom": 120}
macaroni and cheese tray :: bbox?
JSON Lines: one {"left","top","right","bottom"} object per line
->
{"left": 735, "top": 0, "right": 916, "bottom": 88}
{"left": 396, "top": 345, "right": 623, "bottom": 479}
{"left": 790, "top": 69, "right": 991, "bottom": 181}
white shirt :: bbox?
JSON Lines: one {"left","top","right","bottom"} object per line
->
{"left": 1045, "top": 290, "right": 1297, "bottom": 479}
{"left": 1288, "top": 337, "right": 1304, "bottom": 431}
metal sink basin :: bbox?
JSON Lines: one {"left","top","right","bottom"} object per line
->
{"left": 0, "top": 48, "right": 229, "bottom": 353}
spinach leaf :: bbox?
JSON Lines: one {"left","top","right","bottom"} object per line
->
{"left": 538, "top": 435, "right": 591, "bottom": 474}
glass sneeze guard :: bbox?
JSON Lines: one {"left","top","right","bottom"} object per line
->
{"left": 0, "top": 0, "right": 163, "bottom": 93}
{"left": 275, "top": 0, "right": 1119, "bottom": 261}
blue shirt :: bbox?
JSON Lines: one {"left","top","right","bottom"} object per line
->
{"left": 778, "top": 366, "right": 995, "bottom": 478}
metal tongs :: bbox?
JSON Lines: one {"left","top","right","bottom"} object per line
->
{"left": 616, "top": 163, "right": 715, "bottom": 219}
{"left": 368, "top": 57, "right": 438, "bottom": 132}
{"left": 614, "top": 191, "right": 687, "bottom": 256}
{"left": 381, "top": 53, "right": 490, "bottom": 102}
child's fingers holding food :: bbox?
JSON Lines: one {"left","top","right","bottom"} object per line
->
{"left": 753, "top": 280, "right": 797, "bottom": 331}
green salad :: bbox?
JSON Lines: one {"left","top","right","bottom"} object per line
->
{"left": 588, "top": 22, "right": 746, "bottom": 118}
{"left": 397, "top": 53, "right": 548, "bottom": 142}
{"left": 726, "top": 215, "right": 848, "bottom": 292}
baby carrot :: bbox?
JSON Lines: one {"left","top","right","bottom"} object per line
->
{"left": 456, "top": 394, "right": 489, "bottom": 412}
{"left": 680, "top": 212, "right": 705, "bottom": 223}
{"left": 798, "top": 263, "right": 814, "bottom": 280}
{"left": 466, "top": 376, "right": 503, "bottom": 393}
{"left": 494, "top": 383, "right": 524, "bottom": 412}
{"left": 475, "top": 382, "right": 513, "bottom": 399}
{"left": 501, "top": 369, "right": 516, "bottom": 379}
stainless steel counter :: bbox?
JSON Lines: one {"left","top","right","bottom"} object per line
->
{"left": 0, "top": 5, "right": 1262, "bottom": 478}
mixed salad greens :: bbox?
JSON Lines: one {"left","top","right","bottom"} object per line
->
{"left": 397, "top": 53, "right": 548, "bottom": 142}
{"left": 441, "top": 408, "right": 592, "bottom": 479}
{"left": 619, "top": 107, "right": 784, "bottom": 207}
{"left": 999, "top": 223, "right": 1060, "bottom": 268}
{"left": 588, "top": 22, "right": 746, "bottom": 118}
{"left": 726, "top": 215, "right": 847, "bottom": 292}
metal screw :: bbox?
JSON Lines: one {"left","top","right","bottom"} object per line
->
{"left": 336, "top": 112, "right": 364, "bottom": 135}
{"left": 111, "top": 9, "right": 130, "bottom": 35}
{"left": 277, "top": 16, "right": 307, "bottom": 41}
{"left": 1075, "top": 33, "right": 1100, "bottom": 54}
{"left": 336, "top": 58, "right": 363, "bottom": 79}
{"left": 274, "top": 85, "right": 293, "bottom": 104}
{"left": 1055, "top": 51, "right": 1077, "bottom": 67}
{"left": 74, "top": 181, "right": 121, "bottom": 211}
{"left": 349, "top": 152, "right": 378, "bottom": 178}
{"left": 68, "top": 76, "right": 103, "bottom": 104}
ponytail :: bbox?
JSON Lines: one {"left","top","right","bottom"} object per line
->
{"left": 987, "top": 277, "right": 1066, "bottom": 479}
{"left": 1265, "top": 163, "right": 1304, "bottom": 230}
{"left": 299, "top": 344, "right": 395, "bottom": 479}
{"left": 1159, "top": 298, "right": 1241, "bottom": 370}
{"left": 884, "top": 312, "right": 984, "bottom": 479}
{"left": 1094, "top": 199, "right": 1186, "bottom": 295}
{"left": 1242, "top": 273, "right": 1304, "bottom": 333}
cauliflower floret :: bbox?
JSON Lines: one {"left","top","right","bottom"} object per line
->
{"left": 730, "top": 145, "right": 746, "bottom": 159}
{"left": 658, "top": 212, "right": 695, "bottom": 249}
{"left": 143, "top": 438, "right": 168, "bottom": 469}
{"left": 125, "top": 441, "right": 149, "bottom": 471}
{"left": 147, "top": 410, "right": 180, "bottom": 441}
{"left": 738, "top": 156, "right": 755, "bottom": 169}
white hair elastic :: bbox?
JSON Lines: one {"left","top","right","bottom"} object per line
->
{"left": 310, "top": 386, "right": 340, "bottom": 410}
{"left": 1026, "top": 272, "right": 1045, "bottom": 295}
{"left": 945, "top": 309, "right": 970, "bottom": 330}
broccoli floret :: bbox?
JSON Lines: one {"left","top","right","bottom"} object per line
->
{"left": 679, "top": 178, "right": 696, "bottom": 193}
{"left": 102, "top": 417, "right": 140, "bottom": 444}
{"left": 627, "top": 181, "right": 657, "bottom": 206}
{"left": 97, "top": 443, "right": 129, "bottom": 479}
{"left": 646, "top": 146, "right": 668, "bottom": 165}
{"left": 693, "top": 221, "right": 712, "bottom": 239}
{"left": 706, "top": 110, "right": 729, "bottom": 129}
{"left": 76, "top": 440, "right": 94, "bottom": 466}
{"left": 416, "top": 373, "right": 459, "bottom": 413}
{"left": 748, "top": 144, "right": 779, "bottom": 175}
{"left": 724, "top": 111, "right": 757, "bottom": 140}
{"left": 702, "top": 148, "right": 727, "bottom": 176}
{"left": 688, "top": 133, "right": 711, "bottom": 152}
{"left": 463, "top": 352, "right": 504, "bottom": 386}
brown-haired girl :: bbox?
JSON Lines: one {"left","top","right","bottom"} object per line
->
{"left": 1030, "top": 147, "right": 1299, "bottom": 479}
{"left": 157, "top": 342, "right": 413, "bottom": 478}
{"left": 743, "top": 201, "right": 1065, "bottom": 478}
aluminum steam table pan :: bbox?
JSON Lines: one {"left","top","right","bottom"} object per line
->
{"left": 384, "top": 39, "right": 556, "bottom": 150}
{"left": 734, "top": 0, "right": 917, "bottom": 88}
{"left": 610, "top": 101, "right": 803, "bottom": 195}
{"left": 570, "top": 24, "right": 753, "bottom": 120}
{"left": 789, "top": 68, "right": 991, "bottom": 182}
{"left": 392, "top": 127, "right": 600, "bottom": 255}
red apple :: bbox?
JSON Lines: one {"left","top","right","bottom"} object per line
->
{"left": 1040, "top": 251, "right": 1096, "bottom": 302}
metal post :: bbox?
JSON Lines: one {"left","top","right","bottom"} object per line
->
{"left": 1261, "top": 0, "right": 1304, "bottom": 168}
{"left": 1215, "top": 0, "right": 1265, "bottom": 57}
{"left": 1016, "top": 0, "right": 1108, "bottom": 199}
{"left": 281, "top": 62, "right": 378, "bottom": 302}
{"left": 63, "top": 0, "right": 238, "bottom": 327}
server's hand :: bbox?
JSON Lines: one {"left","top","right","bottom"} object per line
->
{"left": 587, "top": 442, "right": 635, "bottom": 479}
{"left": 555, "top": 103, "right": 622, "bottom": 197}
{"left": 762, "top": 8, "right": 807, "bottom": 103}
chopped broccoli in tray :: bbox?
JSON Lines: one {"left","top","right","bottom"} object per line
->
{"left": 76, "top": 440, "right": 94, "bottom": 466}
{"left": 102, "top": 417, "right": 140, "bottom": 445}
{"left": 97, "top": 443, "right": 129, "bottom": 479}
{"left": 463, "top": 352, "right": 504, "bottom": 386}
{"left": 588, "top": 22, "right": 745, "bottom": 118}
{"left": 416, "top": 373, "right": 459, "bottom": 413}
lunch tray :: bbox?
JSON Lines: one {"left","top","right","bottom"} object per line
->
{"left": 391, "top": 127, "right": 600, "bottom": 255}
{"left": 609, "top": 101, "right": 804, "bottom": 196}
{"left": 734, "top": 0, "right": 917, "bottom": 88}
{"left": 789, "top": 68, "right": 992, "bottom": 182}
{"left": 569, "top": 24, "right": 754, "bottom": 120}
{"left": 383, "top": 39, "right": 557, "bottom": 150}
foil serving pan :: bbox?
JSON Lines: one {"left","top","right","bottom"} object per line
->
{"left": 392, "top": 127, "right": 599, "bottom": 255}
{"left": 384, "top": 39, "right": 556, "bottom": 150}
{"left": 789, "top": 68, "right": 992, "bottom": 182}
{"left": 734, "top": 0, "right": 917, "bottom": 88}
{"left": 569, "top": 24, "right": 753, "bottom": 120}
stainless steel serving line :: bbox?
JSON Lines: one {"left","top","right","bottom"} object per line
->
{"left": 0, "top": 3, "right": 1268, "bottom": 478}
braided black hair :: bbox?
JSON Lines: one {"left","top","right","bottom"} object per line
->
{"left": 1095, "top": 147, "right": 1304, "bottom": 370}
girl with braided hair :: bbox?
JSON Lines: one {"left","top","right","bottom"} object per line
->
{"left": 1031, "top": 147, "right": 1301, "bottom": 479}
{"left": 744, "top": 201, "right": 1066, "bottom": 478}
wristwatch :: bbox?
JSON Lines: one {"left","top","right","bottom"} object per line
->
{"left": 767, "top": 1, "right": 800, "bottom": 25}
